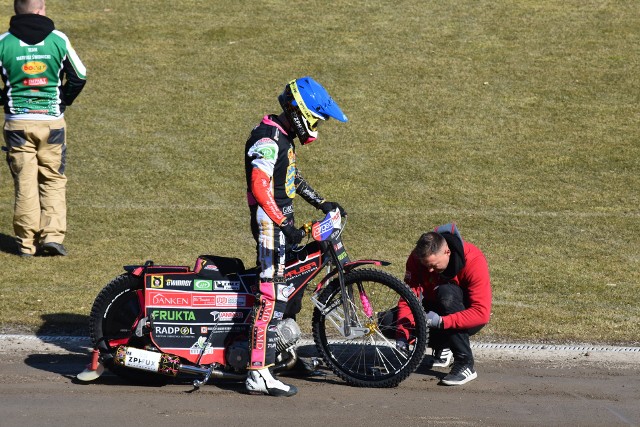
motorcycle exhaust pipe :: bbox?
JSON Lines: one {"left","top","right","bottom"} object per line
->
{"left": 113, "top": 346, "right": 245, "bottom": 380}
{"left": 179, "top": 364, "right": 245, "bottom": 380}
{"left": 273, "top": 348, "right": 298, "bottom": 371}
{"left": 114, "top": 345, "right": 181, "bottom": 376}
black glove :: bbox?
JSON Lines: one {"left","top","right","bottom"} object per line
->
{"left": 318, "top": 201, "right": 347, "bottom": 217}
{"left": 280, "top": 218, "right": 305, "bottom": 245}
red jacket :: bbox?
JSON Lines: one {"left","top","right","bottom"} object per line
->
{"left": 399, "top": 241, "right": 492, "bottom": 334}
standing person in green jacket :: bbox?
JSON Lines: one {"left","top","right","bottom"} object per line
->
{"left": 0, "top": 0, "right": 86, "bottom": 257}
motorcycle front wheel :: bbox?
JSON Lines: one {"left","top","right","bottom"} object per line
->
{"left": 312, "top": 268, "right": 428, "bottom": 388}
{"left": 89, "top": 273, "right": 170, "bottom": 385}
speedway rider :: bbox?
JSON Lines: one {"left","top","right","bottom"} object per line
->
{"left": 244, "top": 76, "right": 348, "bottom": 396}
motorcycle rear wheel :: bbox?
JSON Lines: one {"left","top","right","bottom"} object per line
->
{"left": 312, "top": 268, "right": 428, "bottom": 387}
{"left": 89, "top": 273, "right": 170, "bottom": 385}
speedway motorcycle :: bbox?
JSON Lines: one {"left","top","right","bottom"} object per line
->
{"left": 78, "top": 210, "right": 428, "bottom": 388}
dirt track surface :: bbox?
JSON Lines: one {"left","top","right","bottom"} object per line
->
{"left": 0, "top": 335, "right": 638, "bottom": 427}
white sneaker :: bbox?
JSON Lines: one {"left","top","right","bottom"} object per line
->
{"left": 245, "top": 368, "right": 298, "bottom": 397}
{"left": 431, "top": 348, "right": 453, "bottom": 368}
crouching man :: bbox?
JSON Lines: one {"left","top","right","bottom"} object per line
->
{"left": 397, "top": 223, "right": 492, "bottom": 386}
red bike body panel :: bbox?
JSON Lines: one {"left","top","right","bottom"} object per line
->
{"left": 137, "top": 247, "right": 326, "bottom": 365}
{"left": 143, "top": 267, "right": 256, "bottom": 365}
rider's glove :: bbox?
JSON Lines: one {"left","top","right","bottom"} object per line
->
{"left": 426, "top": 311, "right": 443, "bottom": 329}
{"left": 318, "top": 201, "right": 347, "bottom": 217}
{"left": 280, "top": 218, "right": 305, "bottom": 245}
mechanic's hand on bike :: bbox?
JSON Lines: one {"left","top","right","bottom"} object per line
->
{"left": 426, "top": 311, "right": 443, "bottom": 328}
{"left": 396, "top": 338, "right": 409, "bottom": 353}
{"left": 319, "top": 201, "right": 347, "bottom": 217}
{"left": 280, "top": 218, "right": 305, "bottom": 245}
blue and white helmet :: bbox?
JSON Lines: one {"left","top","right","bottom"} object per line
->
{"left": 278, "top": 76, "right": 348, "bottom": 145}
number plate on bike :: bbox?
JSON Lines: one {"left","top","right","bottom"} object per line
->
{"left": 312, "top": 210, "right": 341, "bottom": 241}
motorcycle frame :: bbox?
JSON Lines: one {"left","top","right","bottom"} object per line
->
{"left": 119, "top": 212, "right": 393, "bottom": 369}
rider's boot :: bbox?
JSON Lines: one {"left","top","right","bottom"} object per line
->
{"left": 245, "top": 368, "right": 298, "bottom": 397}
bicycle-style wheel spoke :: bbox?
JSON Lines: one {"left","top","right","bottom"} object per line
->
{"left": 313, "top": 269, "right": 428, "bottom": 387}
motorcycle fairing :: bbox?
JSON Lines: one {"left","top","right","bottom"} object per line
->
{"left": 127, "top": 264, "right": 190, "bottom": 277}
{"left": 282, "top": 242, "right": 323, "bottom": 300}
{"left": 193, "top": 255, "right": 246, "bottom": 277}
{"left": 144, "top": 270, "right": 255, "bottom": 365}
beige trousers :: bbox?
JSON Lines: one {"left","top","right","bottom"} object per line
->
{"left": 3, "top": 117, "right": 67, "bottom": 255}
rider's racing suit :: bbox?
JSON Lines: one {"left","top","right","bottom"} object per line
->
{"left": 244, "top": 114, "right": 326, "bottom": 369}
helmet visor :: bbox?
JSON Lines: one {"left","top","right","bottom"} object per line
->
{"left": 289, "top": 79, "right": 321, "bottom": 132}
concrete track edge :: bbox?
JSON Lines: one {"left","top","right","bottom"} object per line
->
{"left": 0, "top": 334, "right": 638, "bottom": 365}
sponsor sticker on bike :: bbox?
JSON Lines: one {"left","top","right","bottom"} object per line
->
{"left": 311, "top": 209, "right": 342, "bottom": 241}
{"left": 279, "top": 284, "right": 296, "bottom": 300}
{"left": 123, "top": 347, "right": 161, "bottom": 372}
{"left": 154, "top": 326, "right": 196, "bottom": 336}
{"left": 192, "top": 294, "right": 248, "bottom": 307}
{"left": 189, "top": 337, "right": 214, "bottom": 355}
{"left": 312, "top": 216, "right": 335, "bottom": 241}
{"left": 215, "top": 311, "right": 244, "bottom": 321}
{"left": 213, "top": 280, "right": 241, "bottom": 291}
{"left": 194, "top": 279, "right": 213, "bottom": 291}
{"left": 330, "top": 209, "right": 342, "bottom": 228}
{"left": 149, "top": 291, "right": 192, "bottom": 307}
{"left": 150, "top": 309, "right": 196, "bottom": 321}
{"left": 165, "top": 278, "right": 192, "bottom": 288}
{"left": 150, "top": 275, "right": 164, "bottom": 288}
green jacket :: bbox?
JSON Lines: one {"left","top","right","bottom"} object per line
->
{"left": 0, "top": 13, "right": 86, "bottom": 117}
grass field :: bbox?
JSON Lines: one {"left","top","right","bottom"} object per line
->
{"left": 0, "top": 0, "right": 638, "bottom": 345}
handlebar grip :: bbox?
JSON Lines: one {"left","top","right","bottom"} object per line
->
{"left": 301, "top": 221, "right": 313, "bottom": 235}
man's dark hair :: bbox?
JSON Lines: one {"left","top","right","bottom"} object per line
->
{"left": 15, "top": 0, "right": 43, "bottom": 14}
{"left": 414, "top": 232, "right": 446, "bottom": 259}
